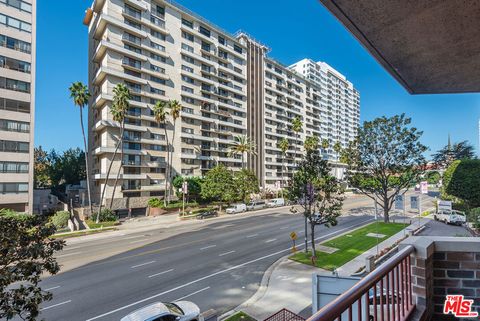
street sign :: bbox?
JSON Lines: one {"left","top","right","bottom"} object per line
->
{"left": 290, "top": 231, "right": 297, "bottom": 240}
{"left": 410, "top": 196, "right": 419, "bottom": 210}
{"left": 438, "top": 200, "right": 452, "bottom": 211}
{"left": 394, "top": 195, "right": 404, "bottom": 210}
{"left": 420, "top": 181, "right": 428, "bottom": 194}
{"left": 182, "top": 181, "right": 188, "bottom": 194}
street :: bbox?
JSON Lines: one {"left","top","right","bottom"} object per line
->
{"left": 38, "top": 192, "right": 435, "bottom": 321}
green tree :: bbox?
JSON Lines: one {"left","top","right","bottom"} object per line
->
{"left": 342, "top": 114, "right": 427, "bottom": 222}
{"left": 432, "top": 140, "right": 476, "bottom": 168}
{"left": 172, "top": 176, "right": 203, "bottom": 202}
{"left": 228, "top": 135, "right": 257, "bottom": 169}
{"left": 0, "top": 209, "right": 64, "bottom": 320}
{"left": 34, "top": 146, "right": 51, "bottom": 189}
{"left": 167, "top": 100, "right": 182, "bottom": 204}
{"left": 426, "top": 171, "right": 441, "bottom": 184}
{"left": 291, "top": 116, "right": 303, "bottom": 163}
{"left": 278, "top": 138, "right": 290, "bottom": 192}
{"left": 109, "top": 84, "right": 131, "bottom": 210}
{"left": 48, "top": 148, "right": 86, "bottom": 187}
{"left": 201, "top": 165, "right": 235, "bottom": 211}
{"left": 234, "top": 169, "right": 260, "bottom": 203}
{"left": 68, "top": 82, "right": 93, "bottom": 216}
{"left": 304, "top": 136, "right": 319, "bottom": 152}
{"left": 288, "top": 151, "right": 344, "bottom": 256}
{"left": 321, "top": 139, "right": 329, "bottom": 150}
{"left": 152, "top": 101, "right": 170, "bottom": 207}
{"left": 443, "top": 159, "right": 480, "bottom": 208}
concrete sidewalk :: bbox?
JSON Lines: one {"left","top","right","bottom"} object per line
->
{"left": 225, "top": 218, "right": 429, "bottom": 320}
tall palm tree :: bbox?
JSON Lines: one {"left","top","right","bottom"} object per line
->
{"left": 166, "top": 99, "right": 181, "bottom": 204}
{"left": 278, "top": 137, "right": 290, "bottom": 195}
{"left": 228, "top": 135, "right": 257, "bottom": 169}
{"left": 321, "top": 138, "right": 330, "bottom": 150}
{"left": 304, "top": 136, "right": 319, "bottom": 152}
{"left": 152, "top": 100, "right": 170, "bottom": 207}
{"left": 68, "top": 82, "right": 93, "bottom": 216}
{"left": 109, "top": 84, "right": 131, "bottom": 209}
{"left": 291, "top": 116, "right": 303, "bottom": 164}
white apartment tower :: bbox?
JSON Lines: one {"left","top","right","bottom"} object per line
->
{"left": 0, "top": 0, "right": 36, "bottom": 212}
{"left": 84, "top": 0, "right": 248, "bottom": 205}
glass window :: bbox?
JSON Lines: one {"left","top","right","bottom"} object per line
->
{"left": 182, "top": 18, "right": 193, "bottom": 28}
{"left": 199, "top": 26, "right": 210, "bottom": 37}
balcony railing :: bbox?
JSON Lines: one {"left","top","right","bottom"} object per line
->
{"left": 308, "top": 245, "right": 415, "bottom": 321}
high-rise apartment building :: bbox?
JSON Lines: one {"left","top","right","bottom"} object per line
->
{"left": 84, "top": 0, "right": 359, "bottom": 205}
{"left": 84, "top": 0, "right": 248, "bottom": 204}
{"left": 0, "top": 0, "right": 35, "bottom": 212}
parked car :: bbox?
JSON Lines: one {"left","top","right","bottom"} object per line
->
{"left": 120, "top": 301, "right": 202, "bottom": 321}
{"left": 434, "top": 209, "right": 466, "bottom": 225}
{"left": 368, "top": 288, "right": 401, "bottom": 321}
{"left": 196, "top": 210, "right": 218, "bottom": 220}
{"left": 266, "top": 198, "right": 285, "bottom": 207}
{"left": 246, "top": 200, "right": 267, "bottom": 211}
{"left": 309, "top": 213, "right": 327, "bottom": 225}
{"left": 226, "top": 203, "right": 247, "bottom": 214}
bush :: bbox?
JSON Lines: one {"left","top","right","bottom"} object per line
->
{"left": 96, "top": 208, "right": 117, "bottom": 222}
{"left": 51, "top": 211, "right": 70, "bottom": 229}
{"left": 467, "top": 207, "right": 480, "bottom": 225}
{"left": 443, "top": 159, "right": 480, "bottom": 208}
{"left": 148, "top": 197, "right": 162, "bottom": 208}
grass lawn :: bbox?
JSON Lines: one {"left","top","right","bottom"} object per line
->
{"left": 224, "top": 312, "right": 256, "bottom": 321}
{"left": 290, "top": 222, "right": 407, "bottom": 270}
{"left": 85, "top": 220, "right": 119, "bottom": 229}
{"left": 53, "top": 227, "right": 117, "bottom": 239}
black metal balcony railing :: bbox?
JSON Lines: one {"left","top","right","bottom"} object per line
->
{"left": 308, "top": 245, "right": 415, "bottom": 321}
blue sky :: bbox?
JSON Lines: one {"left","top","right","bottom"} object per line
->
{"left": 35, "top": 0, "right": 480, "bottom": 157}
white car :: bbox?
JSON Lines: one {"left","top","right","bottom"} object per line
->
{"left": 266, "top": 198, "right": 285, "bottom": 207}
{"left": 226, "top": 203, "right": 247, "bottom": 214}
{"left": 120, "top": 301, "right": 202, "bottom": 321}
{"left": 434, "top": 210, "right": 466, "bottom": 225}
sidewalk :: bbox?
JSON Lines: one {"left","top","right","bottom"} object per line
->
{"left": 226, "top": 217, "right": 429, "bottom": 320}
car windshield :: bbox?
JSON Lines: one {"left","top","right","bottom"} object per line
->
{"left": 163, "top": 302, "right": 183, "bottom": 315}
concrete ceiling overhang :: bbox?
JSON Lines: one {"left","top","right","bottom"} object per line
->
{"left": 318, "top": 0, "right": 480, "bottom": 94}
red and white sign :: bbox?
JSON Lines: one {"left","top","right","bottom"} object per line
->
{"left": 420, "top": 181, "right": 428, "bottom": 194}
{"left": 443, "top": 295, "right": 478, "bottom": 318}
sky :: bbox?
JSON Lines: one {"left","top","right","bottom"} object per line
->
{"left": 35, "top": 0, "right": 480, "bottom": 157}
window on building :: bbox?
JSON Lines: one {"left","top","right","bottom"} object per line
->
{"left": 199, "top": 26, "right": 210, "bottom": 37}
{"left": 0, "top": 13, "right": 31, "bottom": 32}
{"left": 0, "top": 161, "right": 28, "bottom": 173}
{"left": 182, "top": 18, "right": 193, "bottom": 28}
{"left": 182, "top": 31, "right": 194, "bottom": 42}
{"left": 0, "top": 119, "right": 29, "bottom": 133}
{"left": 234, "top": 44, "right": 243, "bottom": 54}
{"left": 0, "top": 140, "right": 29, "bottom": 152}
{"left": 218, "top": 35, "right": 225, "bottom": 45}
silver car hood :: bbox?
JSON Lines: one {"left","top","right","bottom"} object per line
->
{"left": 175, "top": 301, "right": 200, "bottom": 319}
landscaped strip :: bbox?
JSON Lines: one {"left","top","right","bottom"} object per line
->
{"left": 290, "top": 222, "right": 407, "bottom": 270}
{"left": 224, "top": 311, "right": 257, "bottom": 321}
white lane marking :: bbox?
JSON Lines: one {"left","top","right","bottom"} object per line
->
{"left": 131, "top": 261, "right": 156, "bottom": 269}
{"left": 219, "top": 250, "right": 235, "bottom": 257}
{"left": 174, "top": 287, "right": 210, "bottom": 301}
{"left": 40, "top": 300, "right": 71, "bottom": 311}
{"left": 56, "top": 251, "right": 82, "bottom": 258}
{"left": 265, "top": 239, "right": 277, "bottom": 243}
{"left": 200, "top": 245, "right": 216, "bottom": 250}
{"left": 85, "top": 218, "right": 373, "bottom": 321}
{"left": 123, "top": 235, "right": 147, "bottom": 240}
{"left": 44, "top": 286, "right": 60, "bottom": 291}
{"left": 280, "top": 226, "right": 290, "bottom": 230}
{"left": 246, "top": 234, "right": 258, "bottom": 238}
{"left": 63, "top": 246, "right": 81, "bottom": 251}
{"left": 148, "top": 269, "right": 174, "bottom": 278}
{"left": 129, "top": 239, "right": 148, "bottom": 244}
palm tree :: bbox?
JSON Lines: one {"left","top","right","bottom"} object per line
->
{"left": 278, "top": 137, "right": 290, "bottom": 195}
{"left": 291, "top": 116, "right": 303, "bottom": 164}
{"left": 304, "top": 136, "right": 319, "bottom": 152}
{"left": 109, "top": 84, "right": 131, "bottom": 210}
{"left": 228, "top": 135, "right": 257, "bottom": 169}
{"left": 152, "top": 100, "right": 169, "bottom": 207}
{"left": 333, "top": 141, "right": 342, "bottom": 161}
{"left": 166, "top": 99, "right": 181, "bottom": 204}
{"left": 321, "top": 138, "right": 330, "bottom": 150}
{"left": 68, "top": 82, "right": 93, "bottom": 216}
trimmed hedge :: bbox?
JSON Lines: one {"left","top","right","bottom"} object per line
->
{"left": 443, "top": 160, "right": 480, "bottom": 208}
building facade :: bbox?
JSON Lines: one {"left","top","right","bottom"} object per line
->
{"left": 84, "top": 0, "right": 359, "bottom": 205}
{"left": 0, "top": 0, "right": 36, "bottom": 212}
{"left": 85, "top": 0, "right": 248, "bottom": 204}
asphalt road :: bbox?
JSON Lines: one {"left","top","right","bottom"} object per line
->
{"left": 38, "top": 212, "right": 374, "bottom": 321}
{"left": 36, "top": 191, "right": 436, "bottom": 321}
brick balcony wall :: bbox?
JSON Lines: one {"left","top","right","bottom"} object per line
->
{"left": 400, "top": 237, "right": 480, "bottom": 321}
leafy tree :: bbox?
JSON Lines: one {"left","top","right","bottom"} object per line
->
{"left": 288, "top": 151, "right": 344, "bottom": 257}
{"left": 443, "top": 159, "right": 480, "bottom": 208}
{"left": 233, "top": 169, "right": 260, "bottom": 203}
{"left": 432, "top": 140, "right": 475, "bottom": 168}
{"left": 68, "top": 82, "right": 94, "bottom": 217}
{"left": 426, "top": 171, "right": 441, "bottom": 184}
{"left": 321, "top": 139, "right": 329, "bottom": 150}
{"left": 109, "top": 84, "right": 131, "bottom": 210}
{"left": 152, "top": 101, "right": 170, "bottom": 207}
{"left": 48, "top": 148, "right": 86, "bottom": 187}
{"left": 201, "top": 165, "right": 235, "bottom": 211}
{"left": 34, "top": 146, "right": 52, "bottom": 189}
{"left": 341, "top": 114, "right": 427, "bottom": 222}
{"left": 172, "top": 176, "right": 203, "bottom": 202}
{"left": 0, "top": 209, "right": 64, "bottom": 320}
{"left": 278, "top": 138, "right": 290, "bottom": 192}
{"left": 228, "top": 135, "right": 257, "bottom": 169}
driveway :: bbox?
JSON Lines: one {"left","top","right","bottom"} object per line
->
{"left": 417, "top": 219, "right": 473, "bottom": 237}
